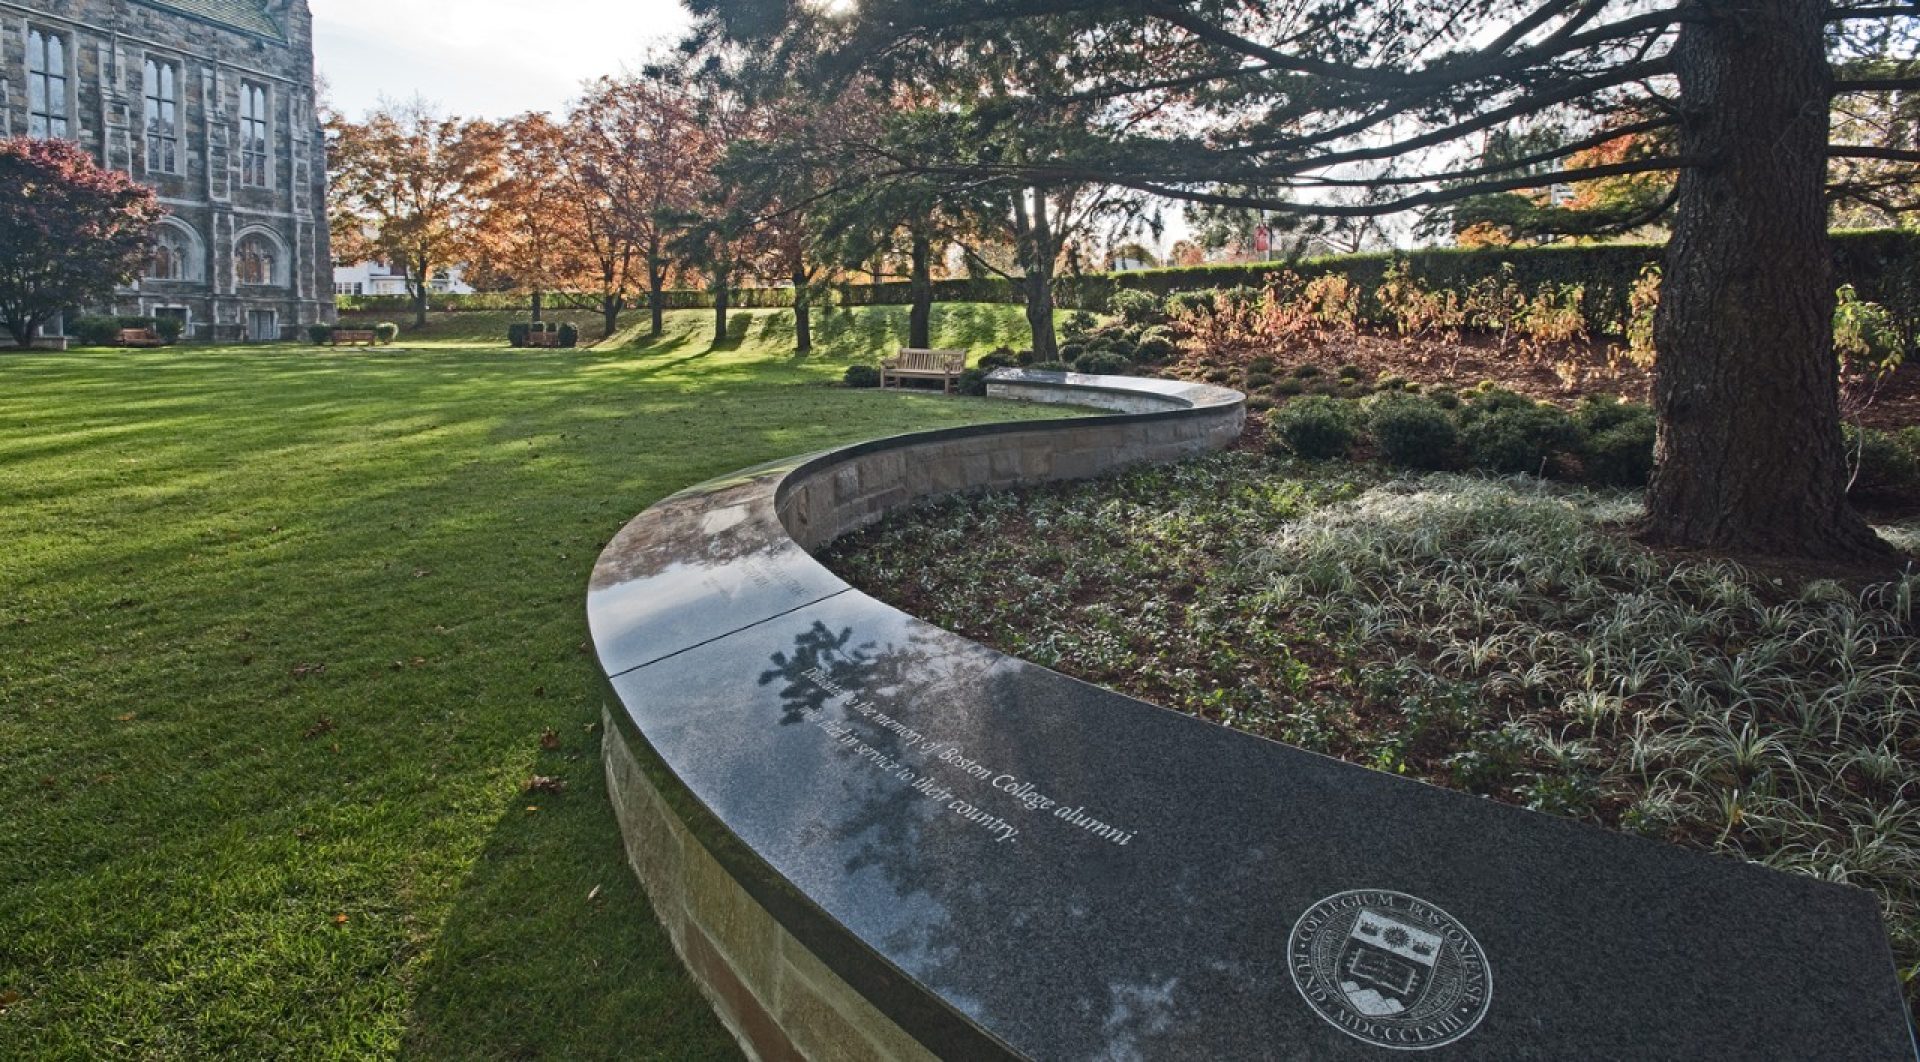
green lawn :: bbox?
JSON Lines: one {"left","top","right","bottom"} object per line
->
{"left": 0, "top": 307, "right": 1072, "bottom": 1058}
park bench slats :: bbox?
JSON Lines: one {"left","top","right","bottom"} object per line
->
{"left": 881, "top": 348, "right": 967, "bottom": 393}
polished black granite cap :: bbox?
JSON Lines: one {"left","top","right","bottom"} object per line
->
{"left": 590, "top": 384, "right": 1914, "bottom": 1060}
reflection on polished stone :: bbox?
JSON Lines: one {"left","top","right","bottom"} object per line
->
{"left": 589, "top": 459, "right": 852, "bottom": 676}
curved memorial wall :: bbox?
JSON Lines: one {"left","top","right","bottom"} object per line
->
{"left": 587, "top": 369, "right": 1912, "bottom": 1061}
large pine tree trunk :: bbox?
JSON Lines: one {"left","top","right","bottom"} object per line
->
{"left": 909, "top": 231, "right": 933, "bottom": 349}
{"left": 1646, "top": 0, "right": 1889, "bottom": 562}
{"left": 1015, "top": 189, "right": 1060, "bottom": 362}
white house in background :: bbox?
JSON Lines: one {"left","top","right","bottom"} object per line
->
{"left": 331, "top": 261, "right": 476, "bottom": 298}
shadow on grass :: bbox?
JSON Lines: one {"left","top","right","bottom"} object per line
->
{"left": 400, "top": 768, "right": 739, "bottom": 1061}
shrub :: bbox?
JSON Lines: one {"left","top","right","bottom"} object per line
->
{"left": 1375, "top": 374, "right": 1409, "bottom": 392}
{"left": 1205, "top": 367, "right": 1235, "bottom": 384}
{"left": 1336, "top": 363, "right": 1365, "bottom": 382}
{"left": 843, "top": 364, "right": 881, "bottom": 388}
{"left": 1272, "top": 378, "right": 1306, "bottom": 397}
{"left": 1248, "top": 356, "right": 1278, "bottom": 374}
{"left": 1292, "top": 363, "right": 1324, "bottom": 379}
{"left": 1246, "top": 395, "right": 1276, "bottom": 413}
{"left": 1585, "top": 422, "right": 1657, "bottom": 488}
{"left": 70, "top": 315, "right": 130, "bottom": 346}
{"left": 1845, "top": 425, "right": 1919, "bottom": 497}
{"left": 1107, "top": 339, "right": 1140, "bottom": 362}
{"left": 1108, "top": 288, "right": 1165, "bottom": 326}
{"left": 958, "top": 367, "right": 991, "bottom": 396}
{"left": 1573, "top": 396, "right": 1649, "bottom": 434}
{"left": 1164, "top": 290, "right": 1217, "bottom": 318}
{"left": 1267, "top": 396, "right": 1359, "bottom": 459}
{"left": 508, "top": 323, "right": 531, "bottom": 348}
{"left": 1015, "top": 349, "right": 1038, "bottom": 366}
{"left": 1459, "top": 400, "right": 1586, "bottom": 476}
{"left": 1834, "top": 285, "right": 1904, "bottom": 378}
{"left": 1463, "top": 386, "right": 1538, "bottom": 415}
{"left": 1031, "top": 360, "right": 1071, "bottom": 372}
{"left": 1063, "top": 310, "right": 1099, "bottom": 336}
{"left": 374, "top": 322, "right": 400, "bottom": 345}
{"left": 1367, "top": 394, "right": 1459, "bottom": 470}
{"left": 978, "top": 348, "right": 1019, "bottom": 371}
{"left": 308, "top": 324, "right": 333, "bottom": 345}
{"left": 154, "top": 316, "right": 185, "bottom": 343}
{"left": 1074, "top": 350, "right": 1132, "bottom": 376}
{"left": 1245, "top": 372, "right": 1277, "bottom": 390}
{"left": 1135, "top": 329, "right": 1178, "bottom": 362}
{"left": 557, "top": 323, "right": 579, "bottom": 348}
{"left": 1059, "top": 341, "right": 1088, "bottom": 361}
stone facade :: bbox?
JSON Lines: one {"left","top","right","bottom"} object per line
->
{"left": 0, "top": 0, "right": 331, "bottom": 341}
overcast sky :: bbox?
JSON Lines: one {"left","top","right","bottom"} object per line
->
{"left": 312, "top": 0, "right": 693, "bottom": 120}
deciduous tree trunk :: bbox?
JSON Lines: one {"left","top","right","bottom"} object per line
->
{"left": 909, "top": 230, "right": 933, "bottom": 349}
{"left": 1646, "top": 0, "right": 1890, "bottom": 562}
{"left": 649, "top": 237, "right": 667, "bottom": 338}
{"left": 411, "top": 255, "right": 431, "bottom": 329}
{"left": 601, "top": 290, "right": 621, "bottom": 340}
{"left": 531, "top": 290, "right": 544, "bottom": 325}
{"left": 713, "top": 270, "right": 730, "bottom": 342}
{"left": 793, "top": 266, "right": 812, "bottom": 354}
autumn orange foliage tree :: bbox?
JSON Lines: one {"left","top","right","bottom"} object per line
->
{"left": 471, "top": 113, "right": 586, "bottom": 322}
{"left": 326, "top": 101, "right": 503, "bottom": 328}
{"left": 562, "top": 68, "right": 713, "bottom": 340}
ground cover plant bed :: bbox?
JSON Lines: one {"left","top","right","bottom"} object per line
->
{"left": 821, "top": 453, "right": 1920, "bottom": 1014}
{"left": 0, "top": 304, "right": 1067, "bottom": 1058}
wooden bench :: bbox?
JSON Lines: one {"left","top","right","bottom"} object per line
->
{"left": 525, "top": 328, "right": 561, "bottom": 349}
{"left": 117, "top": 328, "right": 164, "bottom": 348}
{"left": 330, "top": 329, "right": 378, "bottom": 347}
{"left": 881, "top": 348, "right": 967, "bottom": 393}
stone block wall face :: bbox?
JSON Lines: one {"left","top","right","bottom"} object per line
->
{"left": 781, "top": 404, "right": 1246, "bottom": 552}
{"left": 0, "top": 0, "right": 333, "bottom": 339}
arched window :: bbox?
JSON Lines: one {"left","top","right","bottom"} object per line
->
{"left": 235, "top": 233, "right": 282, "bottom": 287}
{"left": 147, "top": 226, "right": 189, "bottom": 280}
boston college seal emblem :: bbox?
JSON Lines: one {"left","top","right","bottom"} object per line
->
{"left": 1288, "top": 890, "right": 1492, "bottom": 1050}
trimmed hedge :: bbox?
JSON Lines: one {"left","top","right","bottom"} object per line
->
{"left": 331, "top": 230, "right": 1920, "bottom": 344}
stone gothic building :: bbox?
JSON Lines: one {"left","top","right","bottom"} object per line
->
{"left": 1, "top": 0, "right": 331, "bottom": 341}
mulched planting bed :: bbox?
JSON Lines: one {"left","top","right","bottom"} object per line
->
{"left": 821, "top": 453, "right": 1920, "bottom": 1015}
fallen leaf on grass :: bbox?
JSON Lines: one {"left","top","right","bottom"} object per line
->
{"left": 524, "top": 775, "right": 567, "bottom": 795}
{"left": 291, "top": 663, "right": 327, "bottom": 678}
{"left": 302, "top": 716, "right": 335, "bottom": 740}
{"left": 0, "top": 987, "right": 20, "bottom": 1009}
{"left": 587, "top": 885, "right": 603, "bottom": 903}
{"left": 114, "top": 713, "right": 136, "bottom": 722}
{"left": 539, "top": 728, "right": 561, "bottom": 751}
{"left": 332, "top": 913, "right": 349, "bottom": 926}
